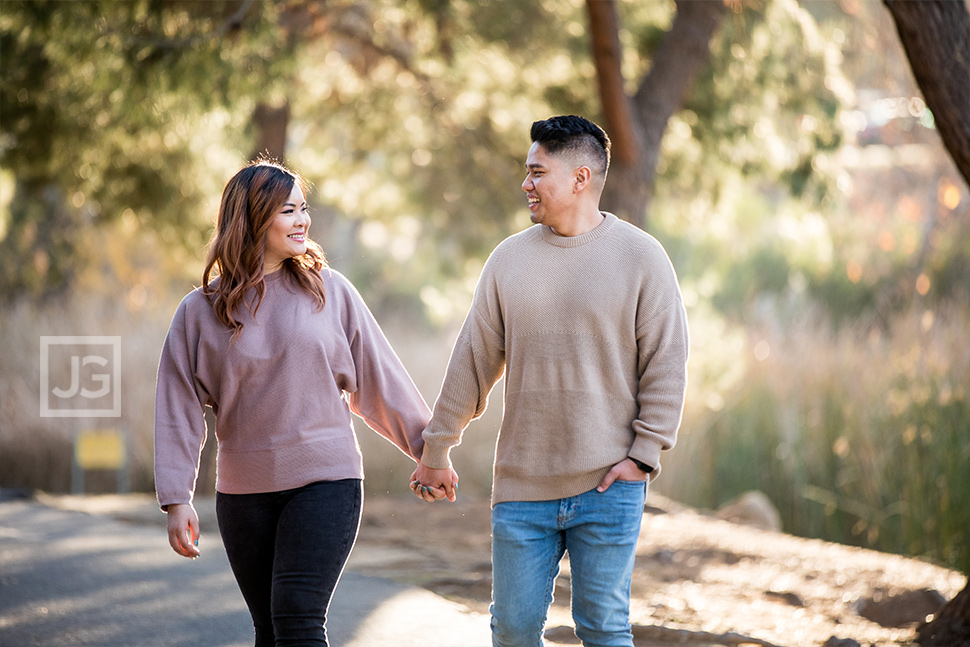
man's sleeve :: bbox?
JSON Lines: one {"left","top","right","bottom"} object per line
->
{"left": 629, "top": 275, "right": 689, "bottom": 476}
{"left": 420, "top": 273, "right": 507, "bottom": 469}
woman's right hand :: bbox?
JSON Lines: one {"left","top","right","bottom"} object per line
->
{"left": 166, "top": 503, "right": 201, "bottom": 559}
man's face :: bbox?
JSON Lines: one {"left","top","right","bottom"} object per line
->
{"left": 521, "top": 142, "right": 576, "bottom": 231}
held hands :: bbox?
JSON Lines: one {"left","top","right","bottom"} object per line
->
{"left": 410, "top": 461, "right": 459, "bottom": 503}
{"left": 596, "top": 457, "right": 649, "bottom": 493}
{"left": 166, "top": 503, "right": 201, "bottom": 559}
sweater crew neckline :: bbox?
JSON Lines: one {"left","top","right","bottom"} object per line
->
{"left": 264, "top": 268, "right": 287, "bottom": 282}
{"left": 540, "top": 212, "right": 617, "bottom": 248}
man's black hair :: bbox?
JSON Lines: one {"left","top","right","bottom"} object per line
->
{"left": 530, "top": 115, "right": 611, "bottom": 178}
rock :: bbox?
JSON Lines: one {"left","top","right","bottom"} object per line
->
{"left": 543, "top": 625, "right": 580, "bottom": 644}
{"left": 766, "top": 589, "right": 805, "bottom": 607}
{"left": 857, "top": 588, "right": 947, "bottom": 628}
{"left": 715, "top": 490, "right": 782, "bottom": 531}
{"left": 823, "top": 637, "right": 861, "bottom": 647}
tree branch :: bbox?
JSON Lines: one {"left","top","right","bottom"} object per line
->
{"left": 126, "top": 0, "right": 256, "bottom": 51}
{"left": 632, "top": 0, "right": 727, "bottom": 154}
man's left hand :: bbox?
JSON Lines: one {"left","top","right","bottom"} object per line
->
{"left": 410, "top": 461, "right": 459, "bottom": 502}
{"left": 596, "top": 458, "right": 648, "bottom": 492}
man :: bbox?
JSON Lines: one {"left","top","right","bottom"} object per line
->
{"left": 412, "top": 115, "right": 689, "bottom": 647}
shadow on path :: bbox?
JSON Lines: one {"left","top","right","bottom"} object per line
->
{"left": 0, "top": 495, "right": 490, "bottom": 646}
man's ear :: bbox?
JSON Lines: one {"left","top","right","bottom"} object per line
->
{"left": 573, "top": 166, "right": 592, "bottom": 193}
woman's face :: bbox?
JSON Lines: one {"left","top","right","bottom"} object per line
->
{"left": 263, "top": 183, "right": 310, "bottom": 274}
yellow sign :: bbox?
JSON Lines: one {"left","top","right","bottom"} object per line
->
{"left": 75, "top": 429, "right": 125, "bottom": 470}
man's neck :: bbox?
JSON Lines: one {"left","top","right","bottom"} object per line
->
{"left": 548, "top": 207, "right": 605, "bottom": 237}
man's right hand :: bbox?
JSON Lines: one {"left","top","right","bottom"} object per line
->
{"left": 165, "top": 503, "right": 201, "bottom": 559}
{"left": 410, "top": 461, "right": 459, "bottom": 503}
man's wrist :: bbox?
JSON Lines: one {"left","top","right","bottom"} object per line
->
{"left": 628, "top": 457, "right": 653, "bottom": 473}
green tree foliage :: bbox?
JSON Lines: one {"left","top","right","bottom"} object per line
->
{"left": 281, "top": 0, "right": 588, "bottom": 288}
{"left": 0, "top": 0, "right": 289, "bottom": 298}
{"left": 2, "top": 0, "right": 962, "bottom": 318}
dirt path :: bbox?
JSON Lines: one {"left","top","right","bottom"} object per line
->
{"left": 353, "top": 493, "right": 965, "bottom": 647}
{"left": 29, "top": 491, "right": 966, "bottom": 647}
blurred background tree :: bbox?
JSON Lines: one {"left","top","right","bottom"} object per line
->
{"left": 1, "top": 0, "right": 968, "bottom": 577}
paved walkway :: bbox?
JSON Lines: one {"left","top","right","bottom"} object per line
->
{"left": 0, "top": 494, "right": 492, "bottom": 646}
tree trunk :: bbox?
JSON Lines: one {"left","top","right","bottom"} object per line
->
{"left": 887, "top": 7, "right": 970, "bottom": 638}
{"left": 587, "top": 0, "right": 641, "bottom": 168}
{"left": 884, "top": 0, "right": 970, "bottom": 188}
{"left": 630, "top": 0, "right": 727, "bottom": 221}
{"left": 916, "top": 577, "right": 970, "bottom": 646}
{"left": 251, "top": 100, "right": 291, "bottom": 162}
{"left": 587, "top": 0, "right": 650, "bottom": 228}
{"left": 587, "top": 0, "right": 726, "bottom": 230}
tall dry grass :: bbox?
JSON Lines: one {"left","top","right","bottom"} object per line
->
{"left": 3, "top": 280, "right": 966, "bottom": 574}
{"left": 656, "top": 300, "right": 970, "bottom": 574}
{"left": 0, "top": 289, "right": 180, "bottom": 494}
{"left": 0, "top": 285, "right": 493, "bottom": 499}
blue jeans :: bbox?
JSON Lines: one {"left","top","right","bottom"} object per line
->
{"left": 490, "top": 481, "right": 646, "bottom": 647}
{"left": 216, "top": 479, "right": 362, "bottom": 647}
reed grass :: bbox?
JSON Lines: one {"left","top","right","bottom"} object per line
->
{"left": 657, "top": 300, "right": 970, "bottom": 574}
{"left": 3, "top": 278, "right": 966, "bottom": 575}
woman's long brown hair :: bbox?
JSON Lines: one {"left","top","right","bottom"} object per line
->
{"left": 202, "top": 160, "right": 327, "bottom": 336}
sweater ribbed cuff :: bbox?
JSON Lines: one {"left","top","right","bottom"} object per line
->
{"left": 629, "top": 436, "right": 663, "bottom": 474}
{"left": 419, "top": 443, "right": 453, "bottom": 469}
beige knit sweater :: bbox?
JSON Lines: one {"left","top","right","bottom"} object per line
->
{"left": 421, "top": 213, "right": 689, "bottom": 504}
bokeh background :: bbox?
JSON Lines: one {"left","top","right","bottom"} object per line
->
{"left": 1, "top": 0, "right": 967, "bottom": 577}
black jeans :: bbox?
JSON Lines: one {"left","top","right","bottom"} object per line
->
{"left": 216, "top": 479, "right": 363, "bottom": 647}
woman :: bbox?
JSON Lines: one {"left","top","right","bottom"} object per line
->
{"left": 154, "top": 160, "right": 431, "bottom": 646}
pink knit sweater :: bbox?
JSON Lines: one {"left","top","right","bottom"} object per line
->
{"left": 154, "top": 268, "right": 430, "bottom": 507}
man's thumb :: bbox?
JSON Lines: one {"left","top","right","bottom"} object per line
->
{"left": 596, "top": 470, "right": 615, "bottom": 493}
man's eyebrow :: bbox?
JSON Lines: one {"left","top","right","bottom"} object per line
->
{"left": 526, "top": 162, "right": 546, "bottom": 170}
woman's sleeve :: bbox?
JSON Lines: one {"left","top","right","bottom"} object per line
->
{"left": 153, "top": 299, "right": 211, "bottom": 509}
{"left": 342, "top": 281, "right": 432, "bottom": 462}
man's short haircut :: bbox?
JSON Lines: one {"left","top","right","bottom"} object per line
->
{"left": 530, "top": 115, "right": 611, "bottom": 180}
